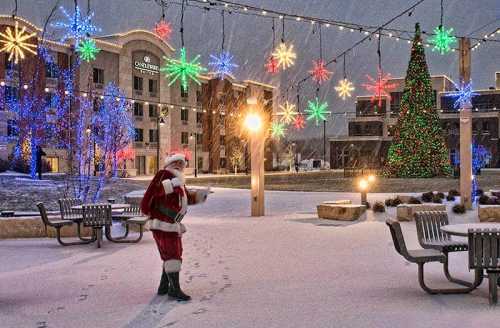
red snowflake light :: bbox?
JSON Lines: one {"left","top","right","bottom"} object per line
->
{"left": 309, "top": 59, "right": 332, "bottom": 84}
{"left": 293, "top": 113, "right": 306, "bottom": 130}
{"left": 362, "top": 69, "right": 398, "bottom": 108}
{"left": 168, "top": 148, "right": 192, "bottom": 161}
{"left": 265, "top": 55, "right": 279, "bottom": 74}
{"left": 154, "top": 20, "right": 172, "bottom": 41}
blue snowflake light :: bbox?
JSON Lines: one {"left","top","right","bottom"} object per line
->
{"left": 447, "top": 81, "right": 478, "bottom": 109}
{"left": 208, "top": 51, "right": 238, "bottom": 79}
{"left": 52, "top": 6, "right": 101, "bottom": 44}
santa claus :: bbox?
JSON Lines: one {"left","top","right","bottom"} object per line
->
{"left": 141, "top": 153, "right": 209, "bottom": 301}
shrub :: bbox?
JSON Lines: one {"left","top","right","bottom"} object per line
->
{"left": 436, "top": 192, "right": 445, "bottom": 199}
{"left": 452, "top": 204, "right": 466, "bottom": 214}
{"left": 479, "top": 195, "right": 491, "bottom": 205}
{"left": 432, "top": 194, "right": 443, "bottom": 203}
{"left": 446, "top": 195, "right": 455, "bottom": 201}
{"left": 385, "top": 198, "right": 394, "bottom": 207}
{"left": 0, "top": 159, "right": 10, "bottom": 173}
{"left": 408, "top": 197, "right": 422, "bottom": 204}
{"left": 393, "top": 197, "right": 402, "bottom": 206}
{"left": 373, "top": 201, "right": 386, "bottom": 213}
{"left": 491, "top": 197, "right": 500, "bottom": 205}
{"left": 476, "top": 189, "right": 484, "bottom": 196}
{"left": 449, "top": 189, "right": 460, "bottom": 196}
{"left": 364, "top": 202, "right": 371, "bottom": 209}
{"left": 421, "top": 192, "right": 433, "bottom": 202}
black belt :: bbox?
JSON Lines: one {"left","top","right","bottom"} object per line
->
{"left": 156, "top": 205, "right": 185, "bottom": 222}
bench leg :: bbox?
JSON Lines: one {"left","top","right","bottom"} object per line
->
{"left": 106, "top": 224, "right": 144, "bottom": 243}
{"left": 55, "top": 227, "right": 96, "bottom": 246}
{"left": 76, "top": 221, "right": 95, "bottom": 242}
{"left": 96, "top": 228, "right": 102, "bottom": 248}
{"left": 418, "top": 263, "right": 477, "bottom": 295}
{"left": 488, "top": 272, "right": 498, "bottom": 305}
{"left": 443, "top": 254, "right": 474, "bottom": 287}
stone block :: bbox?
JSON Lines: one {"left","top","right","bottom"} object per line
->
{"left": 322, "top": 200, "right": 352, "bottom": 205}
{"left": 0, "top": 216, "right": 92, "bottom": 239}
{"left": 317, "top": 204, "right": 366, "bottom": 221}
{"left": 124, "top": 189, "right": 145, "bottom": 205}
{"left": 396, "top": 204, "right": 446, "bottom": 221}
{"left": 478, "top": 205, "right": 500, "bottom": 222}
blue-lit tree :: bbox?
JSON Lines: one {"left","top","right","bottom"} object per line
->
{"left": 95, "top": 82, "right": 135, "bottom": 178}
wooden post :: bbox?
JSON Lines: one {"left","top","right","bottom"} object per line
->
{"left": 459, "top": 37, "right": 472, "bottom": 209}
{"left": 250, "top": 131, "right": 265, "bottom": 216}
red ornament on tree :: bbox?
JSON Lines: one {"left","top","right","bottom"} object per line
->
{"left": 309, "top": 59, "right": 332, "bottom": 84}
{"left": 154, "top": 20, "right": 172, "bottom": 41}
{"left": 362, "top": 68, "right": 398, "bottom": 108}
{"left": 265, "top": 56, "right": 279, "bottom": 74}
{"left": 293, "top": 113, "right": 306, "bottom": 130}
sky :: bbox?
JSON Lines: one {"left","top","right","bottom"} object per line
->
{"left": 1, "top": 0, "right": 499, "bottom": 139}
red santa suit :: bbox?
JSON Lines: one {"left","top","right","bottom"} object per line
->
{"left": 141, "top": 155, "right": 207, "bottom": 273}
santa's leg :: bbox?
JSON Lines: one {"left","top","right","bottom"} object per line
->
{"left": 165, "top": 236, "right": 191, "bottom": 301}
{"left": 157, "top": 269, "right": 169, "bottom": 295}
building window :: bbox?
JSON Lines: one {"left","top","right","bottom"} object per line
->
{"left": 133, "top": 102, "right": 144, "bottom": 117}
{"left": 135, "top": 128, "right": 144, "bottom": 142}
{"left": 45, "top": 93, "right": 58, "bottom": 108}
{"left": 93, "top": 68, "right": 104, "bottom": 84}
{"left": 149, "top": 129, "right": 158, "bottom": 143}
{"left": 181, "top": 132, "right": 189, "bottom": 145}
{"left": 220, "top": 157, "right": 227, "bottom": 168}
{"left": 196, "top": 133, "right": 202, "bottom": 144}
{"left": 148, "top": 79, "right": 158, "bottom": 94}
{"left": 133, "top": 76, "right": 143, "bottom": 91}
{"left": 181, "top": 107, "right": 189, "bottom": 122}
{"left": 196, "top": 90, "right": 202, "bottom": 104}
{"left": 220, "top": 135, "right": 225, "bottom": 146}
{"left": 149, "top": 104, "right": 157, "bottom": 117}
{"left": 45, "top": 62, "right": 57, "bottom": 78}
{"left": 482, "top": 121, "right": 490, "bottom": 132}
{"left": 181, "top": 86, "right": 188, "bottom": 99}
{"left": 196, "top": 112, "right": 203, "bottom": 124}
{"left": 7, "top": 119, "right": 18, "bottom": 136}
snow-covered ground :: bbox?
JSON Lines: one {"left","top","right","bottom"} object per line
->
{"left": 0, "top": 188, "right": 493, "bottom": 328}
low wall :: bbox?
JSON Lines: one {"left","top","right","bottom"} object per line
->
{"left": 0, "top": 216, "right": 92, "bottom": 239}
{"left": 396, "top": 204, "right": 446, "bottom": 221}
{"left": 478, "top": 205, "right": 500, "bottom": 222}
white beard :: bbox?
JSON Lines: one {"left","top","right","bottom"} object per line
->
{"left": 169, "top": 168, "right": 185, "bottom": 184}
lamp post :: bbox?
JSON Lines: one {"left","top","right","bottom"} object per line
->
{"left": 190, "top": 133, "right": 198, "bottom": 177}
{"left": 358, "top": 174, "right": 376, "bottom": 206}
{"left": 156, "top": 116, "right": 165, "bottom": 173}
{"left": 243, "top": 107, "right": 265, "bottom": 217}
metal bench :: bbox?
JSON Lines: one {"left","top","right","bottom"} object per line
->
{"left": 82, "top": 204, "right": 112, "bottom": 248}
{"left": 110, "top": 204, "right": 147, "bottom": 242}
{"left": 58, "top": 198, "right": 94, "bottom": 242}
{"left": 415, "top": 211, "right": 471, "bottom": 286}
{"left": 468, "top": 229, "right": 500, "bottom": 305}
{"left": 386, "top": 219, "right": 473, "bottom": 294}
{"left": 37, "top": 202, "right": 95, "bottom": 246}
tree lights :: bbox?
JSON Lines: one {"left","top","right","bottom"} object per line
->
{"left": 385, "top": 23, "right": 451, "bottom": 178}
{"left": 0, "top": 21, "right": 37, "bottom": 64}
{"left": 305, "top": 98, "right": 330, "bottom": 126}
{"left": 161, "top": 47, "right": 206, "bottom": 92}
{"left": 76, "top": 39, "right": 100, "bottom": 62}
{"left": 52, "top": 6, "right": 101, "bottom": 44}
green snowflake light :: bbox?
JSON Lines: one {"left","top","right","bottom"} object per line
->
{"left": 161, "top": 47, "right": 206, "bottom": 92}
{"left": 305, "top": 97, "right": 330, "bottom": 126}
{"left": 76, "top": 39, "right": 100, "bottom": 62}
{"left": 429, "top": 25, "right": 456, "bottom": 55}
{"left": 270, "top": 121, "right": 286, "bottom": 139}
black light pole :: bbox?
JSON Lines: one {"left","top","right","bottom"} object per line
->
{"left": 157, "top": 116, "right": 165, "bottom": 173}
{"left": 323, "top": 119, "right": 326, "bottom": 168}
{"left": 190, "top": 133, "right": 198, "bottom": 177}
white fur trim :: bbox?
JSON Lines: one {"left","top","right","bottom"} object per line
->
{"left": 162, "top": 180, "right": 174, "bottom": 194}
{"left": 165, "top": 154, "right": 186, "bottom": 167}
{"left": 180, "top": 223, "right": 187, "bottom": 234}
{"left": 150, "top": 219, "right": 182, "bottom": 233}
{"left": 164, "top": 260, "right": 182, "bottom": 272}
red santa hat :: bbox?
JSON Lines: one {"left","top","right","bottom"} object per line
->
{"left": 165, "top": 153, "right": 186, "bottom": 167}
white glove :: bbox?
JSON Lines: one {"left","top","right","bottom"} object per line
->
{"left": 171, "top": 178, "right": 182, "bottom": 187}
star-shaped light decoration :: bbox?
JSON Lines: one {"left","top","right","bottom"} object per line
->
{"left": 265, "top": 55, "right": 279, "bottom": 74}
{"left": 335, "top": 78, "right": 355, "bottom": 100}
{"left": 52, "top": 6, "right": 101, "bottom": 45}
{"left": 309, "top": 59, "right": 332, "bottom": 84}
{"left": 161, "top": 47, "right": 207, "bottom": 92}
{"left": 362, "top": 69, "right": 398, "bottom": 108}
{"left": 277, "top": 101, "right": 297, "bottom": 124}
{"left": 76, "top": 38, "right": 100, "bottom": 62}
{"left": 447, "top": 81, "right": 478, "bottom": 109}
{"left": 305, "top": 98, "right": 330, "bottom": 126}
{"left": 272, "top": 42, "right": 296, "bottom": 70}
{"left": 429, "top": 25, "right": 457, "bottom": 55}
{"left": 154, "top": 19, "right": 172, "bottom": 41}
{"left": 270, "top": 121, "right": 286, "bottom": 139}
{"left": 0, "top": 21, "right": 37, "bottom": 64}
{"left": 209, "top": 51, "right": 238, "bottom": 79}
{"left": 293, "top": 113, "right": 306, "bottom": 130}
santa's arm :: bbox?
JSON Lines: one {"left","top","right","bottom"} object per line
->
{"left": 162, "top": 177, "right": 183, "bottom": 194}
{"left": 187, "top": 188, "right": 209, "bottom": 205}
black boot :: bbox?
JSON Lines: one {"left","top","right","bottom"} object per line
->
{"left": 167, "top": 272, "right": 191, "bottom": 301}
{"left": 157, "top": 270, "right": 169, "bottom": 295}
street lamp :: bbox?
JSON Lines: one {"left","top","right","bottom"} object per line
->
{"left": 243, "top": 110, "right": 265, "bottom": 217}
{"left": 358, "top": 174, "right": 376, "bottom": 206}
{"left": 190, "top": 133, "right": 198, "bottom": 177}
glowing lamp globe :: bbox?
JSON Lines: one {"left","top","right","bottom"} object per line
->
{"left": 359, "top": 179, "right": 368, "bottom": 190}
{"left": 367, "top": 175, "right": 376, "bottom": 183}
{"left": 244, "top": 113, "right": 262, "bottom": 133}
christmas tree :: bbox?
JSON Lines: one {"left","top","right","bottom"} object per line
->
{"left": 384, "top": 23, "right": 451, "bottom": 177}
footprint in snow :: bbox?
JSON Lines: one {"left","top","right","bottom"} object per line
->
{"left": 192, "top": 308, "right": 208, "bottom": 315}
